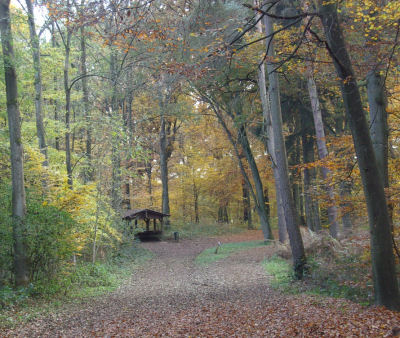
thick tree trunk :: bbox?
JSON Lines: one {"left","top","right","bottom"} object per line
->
{"left": 367, "top": 71, "right": 389, "bottom": 185}
{"left": 263, "top": 13, "right": 305, "bottom": 276}
{"left": 160, "top": 113, "right": 170, "bottom": 228}
{"left": 80, "top": 25, "right": 93, "bottom": 183}
{"left": 306, "top": 64, "right": 339, "bottom": 237}
{"left": 318, "top": 0, "right": 400, "bottom": 310}
{"left": 25, "top": 0, "right": 48, "bottom": 166}
{"left": 0, "top": 0, "right": 29, "bottom": 286}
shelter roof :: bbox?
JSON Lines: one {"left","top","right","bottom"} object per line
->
{"left": 122, "top": 209, "right": 170, "bottom": 220}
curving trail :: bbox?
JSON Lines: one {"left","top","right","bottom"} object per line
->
{"left": 3, "top": 231, "right": 400, "bottom": 337}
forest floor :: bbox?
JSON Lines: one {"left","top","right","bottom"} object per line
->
{"left": 2, "top": 230, "right": 400, "bottom": 337}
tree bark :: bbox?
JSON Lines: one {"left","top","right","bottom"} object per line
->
{"left": 110, "top": 51, "right": 121, "bottom": 212}
{"left": 0, "top": 0, "right": 29, "bottom": 286}
{"left": 193, "top": 179, "right": 199, "bottom": 223}
{"left": 25, "top": 0, "right": 48, "bottom": 166}
{"left": 306, "top": 63, "right": 339, "bottom": 237}
{"left": 300, "top": 108, "right": 321, "bottom": 232}
{"left": 207, "top": 97, "right": 271, "bottom": 241}
{"left": 160, "top": 113, "right": 170, "bottom": 227}
{"left": 237, "top": 125, "right": 273, "bottom": 239}
{"left": 51, "top": 23, "right": 60, "bottom": 151}
{"left": 263, "top": 13, "right": 305, "bottom": 277}
{"left": 63, "top": 25, "right": 73, "bottom": 187}
{"left": 317, "top": 0, "right": 400, "bottom": 310}
{"left": 145, "top": 160, "right": 153, "bottom": 206}
{"left": 242, "top": 177, "right": 253, "bottom": 229}
{"left": 367, "top": 72, "right": 391, "bottom": 207}
{"left": 80, "top": 24, "right": 93, "bottom": 183}
{"left": 256, "top": 9, "right": 287, "bottom": 242}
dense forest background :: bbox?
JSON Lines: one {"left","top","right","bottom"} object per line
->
{"left": 1, "top": 0, "right": 400, "bottom": 311}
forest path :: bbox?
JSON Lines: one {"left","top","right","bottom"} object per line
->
{"left": 4, "top": 231, "right": 400, "bottom": 337}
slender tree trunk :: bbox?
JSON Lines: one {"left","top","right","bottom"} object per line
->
{"left": 160, "top": 113, "right": 170, "bottom": 227}
{"left": 242, "top": 177, "right": 253, "bottom": 229}
{"left": 193, "top": 180, "right": 199, "bottom": 223}
{"left": 63, "top": 26, "right": 73, "bottom": 187}
{"left": 339, "top": 178, "right": 353, "bottom": 234}
{"left": 145, "top": 161, "right": 153, "bottom": 206}
{"left": 256, "top": 9, "right": 287, "bottom": 242}
{"left": 25, "top": 0, "right": 48, "bottom": 166}
{"left": 238, "top": 126, "right": 273, "bottom": 239}
{"left": 80, "top": 24, "right": 93, "bottom": 183}
{"left": 306, "top": 63, "right": 339, "bottom": 237}
{"left": 208, "top": 98, "right": 271, "bottom": 241}
{"left": 263, "top": 13, "right": 305, "bottom": 276}
{"left": 0, "top": 0, "right": 29, "bottom": 286}
{"left": 51, "top": 23, "right": 60, "bottom": 151}
{"left": 110, "top": 52, "right": 121, "bottom": 211}
{"left": 301, "top": 110, "right": 321, "bottom": 232}
{"left": 318, "top": 0, "right": 400, "bottom": 310}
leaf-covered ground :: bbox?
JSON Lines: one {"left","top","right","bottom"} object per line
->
{"left": 2, "top": 231, "right": 400, "bottom": 337}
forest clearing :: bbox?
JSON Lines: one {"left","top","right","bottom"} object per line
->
{"left": 1, "top": 0, "right": 400, "bottom": 335}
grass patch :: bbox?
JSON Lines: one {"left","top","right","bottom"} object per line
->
{"left": 263, "top": 250, "right": 373, "bottom": 305}
{"left": 263, "top": 255, "right": 292, "bottom": 289}
{"left": 196, "top": 240, "right": 268, "bottom": 265}
{"left": 163, "top": 221, "right": 249, "bottom": 240}
{"left": 0, "top": 242, "right": 153, "bottom": 329}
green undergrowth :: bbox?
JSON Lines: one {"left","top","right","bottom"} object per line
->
{"left": 0, "top": 243, "right": 153, "bottom": 329}
{"left": 196, "top": 240, "right": 268, "bottom": 265}
{"left": 163, "top": 221, "right": 249, "bottom": 240}
{"left": 263, "top": 253, "right": 372, "bottom": 306}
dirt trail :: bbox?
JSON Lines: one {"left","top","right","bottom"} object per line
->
{"left": 3, "top": 231, "right": 400, "bottom": 337}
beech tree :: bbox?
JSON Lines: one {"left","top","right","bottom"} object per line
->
{"left": 0, "top": 0, "right": 29, "bottom": 286}
{"left": 317, "top": 0, "right": 400, "bottom": 310}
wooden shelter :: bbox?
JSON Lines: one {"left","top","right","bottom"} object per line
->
{"left": 122, "top": 209, "right": 169, "bottom": 241}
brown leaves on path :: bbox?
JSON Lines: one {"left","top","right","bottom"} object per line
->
{"left": 2, "top": 230, "right": 400, "bottom": 337}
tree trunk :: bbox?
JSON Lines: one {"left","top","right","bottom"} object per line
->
{"left": 339, "top": 178, "right": 353, "bottom": 234}
{"left": 80, "top": 24, "right": 93, "bottom": 183}
{"left": 242, "top": 177, "right": 253, "bottom": 229}
{"left": 193, "top": 180, "right": 199, "bottom": 223}
{"left": 51, "top": 23, "right": 60, "bottom": 151}
{"left": 318, "top": 0, "right": 400, "bottom": 310}
{"left": 0, "top": 0, "right": 29, "bottom": 286}
{"left": 160, "top": 113, "right": 170, "bottom": 228}
{"left": 238, "top": 125, "right": 273, "bottom": 239}
{"left": 25, "top": 0, "right": 48, "bottom": 166}
{"left": 306, "top": 62, "right": 339, "bottom": 237}
{"left": 300, "top": 108, "right": 321, "bottom": 232}
{"left": 63, "top": 26, "right": 73, "bottom": 187}
{"left": 263, "top": 13, "right": 305, "bottom": 277}
{"left": 145, "top": 160, "right": 153, "bottom": 206}
{"left": 256, "top": 9, "right": 287, "bottom": 242}
{"left": 208, "top": 98, "right": 271, "bottom": 241}
{"left": 110, "top": 52, "right": 121, "bottom": 212}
